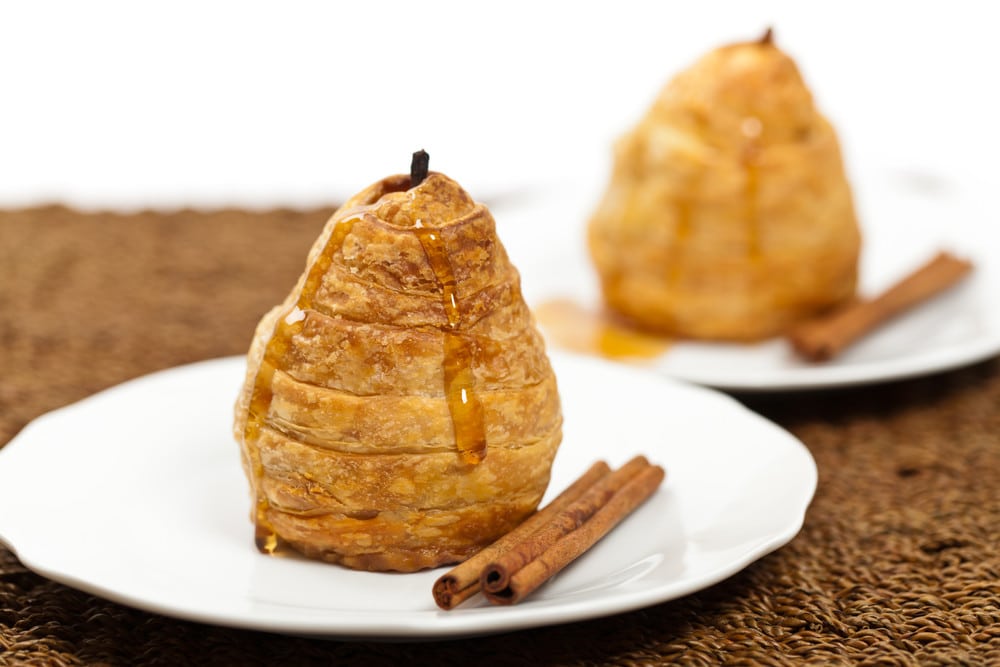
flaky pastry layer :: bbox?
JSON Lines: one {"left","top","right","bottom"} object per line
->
{"left": 234, "top": 172, "right": 562, "bottom": 571}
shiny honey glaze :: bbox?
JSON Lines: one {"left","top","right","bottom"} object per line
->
{"left": 413, "top": 220, "right": 487, "bottom": 466}
{"left": 741, "top": 116, "right": 763, "bottom": 258}
{"left": 668, "top": 170, "right": 700, "bottom": 286}
{"left": 242, "top": 186, "right": 492, "bottom": 554}
{"left": 534, "top": 298, "right": 670, "bottom": 361}
{"left": 668, "top": 113, "right": 762, "bottom": 286}
{"left": 243, "top": 217, "right": 357, "bottom": 554}
{"left": 743, "top": 158, "right": 761, "bottom": 257}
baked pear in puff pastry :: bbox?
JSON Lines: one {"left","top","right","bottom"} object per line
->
{"left": 233, "top": 163, "right": 562, "bottom": 572}
{"left": 588, "top": 30, "right": 861, "bottom": 341}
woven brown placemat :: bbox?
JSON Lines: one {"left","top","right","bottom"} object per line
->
{"left": 1, "top": 206, "right": 998, "bottom": 666}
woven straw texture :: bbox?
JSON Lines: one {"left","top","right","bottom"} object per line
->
{"left": 1, "top": 206, "right": 998, "bottom": 666}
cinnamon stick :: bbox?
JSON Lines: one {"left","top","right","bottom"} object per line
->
{"left": 432, "top": 460, "right": 611, "bottom": 610}
{"left": 483, "top": 461, "right": 665, "bottom": 605}
{"left": 481, "top": 455, "right": 652, "bottom": 595}
{"left": 788, "top": 251, "right": 974, "bottom": 361}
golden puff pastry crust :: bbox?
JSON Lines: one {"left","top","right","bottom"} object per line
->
{"left": 234, "top": 171, "right": 562, "bottom": 572}
{"left": 588, "top": 32, "right": 862, "bottom": 341}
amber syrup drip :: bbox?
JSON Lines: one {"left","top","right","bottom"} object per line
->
{"left": 674, "top": 196, "right": 693, "bottom": 243}
{"left": 413, "top": 221, "right": 487, "bottom": 465}
{"left": 671, "top": 194, "right": 692, "bottom": 287}
{"left": 741, "top": 119, "right": 763, "bottom": 259}
{"left": 744, "top": 159, "right": 761, "bottom": 258}
{"left": 668, "top": 110, "right": 708, "bottom": 287}
{"left": 243, "top": 217, "right": 358, "bottom": 554}
{"left": 668, "top": 169, "right": 702, "bottom": 287}
{"left": 535, "top": 298, "right": 670, "bottom": 361}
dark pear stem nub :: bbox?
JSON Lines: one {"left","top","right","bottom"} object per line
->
{"left": 411, "top": 150, "right": 430, "bottom": 188}
{"left": 760, "top": 26, "right": 774, "bottom": 45}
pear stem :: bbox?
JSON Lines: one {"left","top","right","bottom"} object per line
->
{"left": 411, "top": 150, "right": 430, "bottom": 187}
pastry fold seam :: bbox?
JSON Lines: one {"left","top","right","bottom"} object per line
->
{"left": 260, "top": 418, "right": 564, "bottom": 456}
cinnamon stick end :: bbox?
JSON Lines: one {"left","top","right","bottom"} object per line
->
{"left": 480, "top": 564, "right": 510, "bottom": 594}
{"left": 932, "top": 250, "right": 974, "bottom": 276}
{"left": 432, "top": 575, "right": 458, "bottom": 610}
{"left": 431, "top": 577, "right": 455, "bottom": 611}
{"left": 787, "top": 328, "right": 838, "bottom": 362}
{"left": 482, "top": 587, "right": 518, "bottom": 606}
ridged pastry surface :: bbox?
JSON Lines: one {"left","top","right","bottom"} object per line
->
{"left": 234, "top": 172, "right": 562, "bottom": 571}
{"left": 588, "top": 34, "right": 862, "bottom": 341}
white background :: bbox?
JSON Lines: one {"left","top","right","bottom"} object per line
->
{"left": 2, "top": 1, "right": 998, "bottom": 211}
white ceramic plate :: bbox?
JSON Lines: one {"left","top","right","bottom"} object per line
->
{"left": 498, "top": 170, "right": 1000, "bottom": 391}
{"left": 0, "top": 351, "right": 815, "bottom": 639}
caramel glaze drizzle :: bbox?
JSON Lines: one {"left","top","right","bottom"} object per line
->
{"left": 672, "top": 147, "right": 760, "bottom": 277}
{"left": 743, "top": 149, "right": 761, "bottom": 258}
{"left": 412, "top": 221, "right": 488, "bottom": 466}
{"left": 668, "top": 169, "right": 701, "bottom": 286}
{"left": 740, "top": 115, "right": 763, "bottom": 259}
{"left": 409, "top": 150, "right": 487, "bottom": 466}
{"left": 243, "top": 217, "right": 357, "bottom": 554}
{"left": 243, "top": 156, "right": 488, "bottom": 554}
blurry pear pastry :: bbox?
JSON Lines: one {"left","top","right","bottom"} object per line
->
{"left": 588, "top": 30, "right": 861, "bottom": 341}
{"left": 233, "top": 155, "right": 562, "bottom": 572}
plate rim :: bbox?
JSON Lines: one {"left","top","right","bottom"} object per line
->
{"left": 662, "top": 333, "right": 1000, "bottom": 392}
{"left": 0, "top": 352, "right": 817, "bottom": 639}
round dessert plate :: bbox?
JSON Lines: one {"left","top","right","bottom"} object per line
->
{"left": 501, "top": 170, "right": 1000, "bottom": 391}
{"left": 0, "top": 351, "right": 815, "bottom": 639}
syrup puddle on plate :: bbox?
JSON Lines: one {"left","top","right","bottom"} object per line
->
{"left": 534, "top": 299, "right": 671, "bottom": 362}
